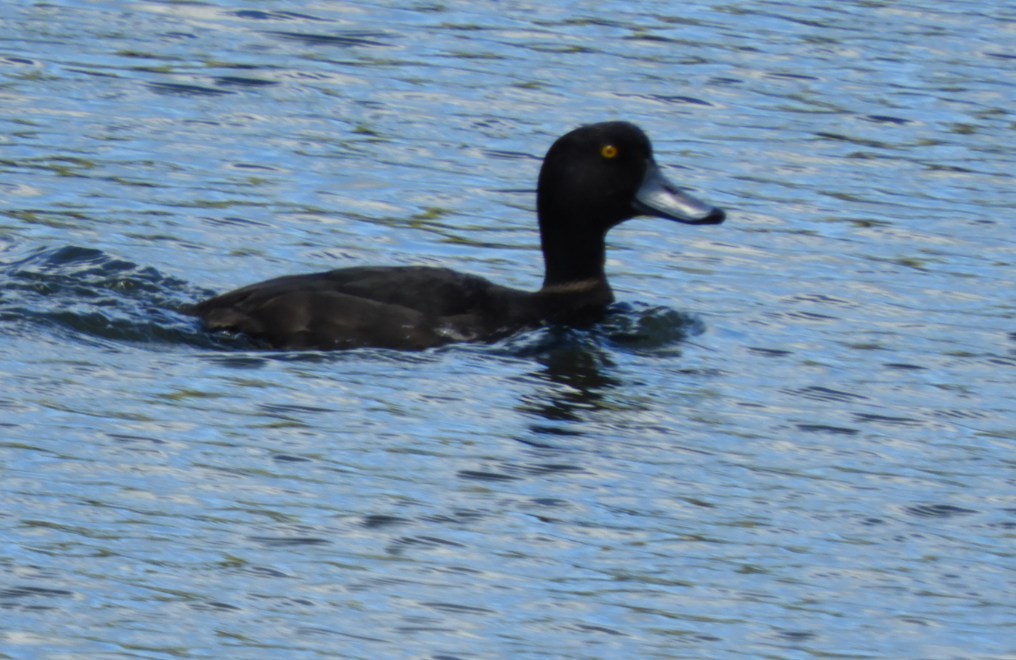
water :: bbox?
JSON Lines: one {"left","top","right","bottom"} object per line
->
{"left": 2, "top": 0, "right": 1013, "bottom": 657}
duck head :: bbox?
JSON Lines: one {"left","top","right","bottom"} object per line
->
{"left": 536, "top": 121, "right": 725, "bottom": 287}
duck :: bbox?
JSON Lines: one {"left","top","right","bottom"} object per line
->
{"left": 187, "top": 121, "right": 726, "bottom": 351}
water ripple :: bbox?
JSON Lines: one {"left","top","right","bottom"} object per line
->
{"left": 0, "top": 0, "right": 1012, "bottom": 657}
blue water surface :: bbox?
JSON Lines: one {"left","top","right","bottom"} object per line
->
{"left": 1, "top": 0, "right": 1013, "bottom": 657}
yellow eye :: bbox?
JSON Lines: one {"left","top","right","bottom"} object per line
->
{"left": 601, "top": 144, "right": 619, "bottom": 159}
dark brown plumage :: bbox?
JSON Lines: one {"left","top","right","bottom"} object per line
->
{"left": 187, "top": 122, "right": 725, "bottom": 350}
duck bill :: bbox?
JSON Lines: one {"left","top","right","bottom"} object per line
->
{"left": 633, "top": 162, "right": 725, "bottom": 225}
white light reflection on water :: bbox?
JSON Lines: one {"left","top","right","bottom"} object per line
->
{"left": 1, "top": 0, "right": 1013, "bottom": 656}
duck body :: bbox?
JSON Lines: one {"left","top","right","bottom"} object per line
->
{"left": 190, "top": 266, "right": 613, "bottom": 350}
{"left": 188, "top": 121, "right": 725, "bottom": 351}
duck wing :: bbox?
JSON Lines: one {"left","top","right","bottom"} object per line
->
{"left": 187, "top": 266, "right": 524, "bottom": 350}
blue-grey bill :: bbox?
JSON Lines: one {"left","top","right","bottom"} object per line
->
{"left": 633, "top": 163, "right": 726, "bottom": 225}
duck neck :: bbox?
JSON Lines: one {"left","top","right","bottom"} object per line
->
{"left": 539, "top": 226, "right": 610, "bottom": 289}
{"left": 536, "top": 231, "right": 616, "bottom": 323}
{"left": 533, "top": 270, "right": 614, "bottom": 326}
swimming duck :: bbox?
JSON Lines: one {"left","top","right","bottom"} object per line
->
{"left": 187, "top": 121, "right": 725, "bottom": 350}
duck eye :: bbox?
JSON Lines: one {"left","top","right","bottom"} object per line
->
{"left": 600, "top": 144, "right": 619, "bottom": 160}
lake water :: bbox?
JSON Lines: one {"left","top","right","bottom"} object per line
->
{"left": 1, "top": 0, "right": 1013, "bottom": 657}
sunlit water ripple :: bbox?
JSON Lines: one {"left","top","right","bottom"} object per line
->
{"left": 1, "top": 0, "right": 1013, "bottom": 657}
